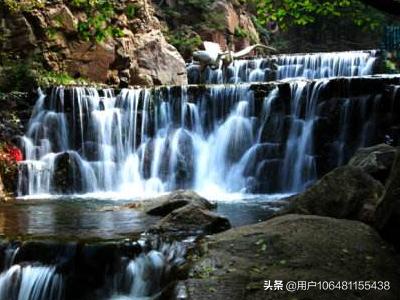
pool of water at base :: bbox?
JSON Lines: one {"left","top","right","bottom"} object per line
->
{"left": 0, "top": 193, "right": 291, "bottom": 240}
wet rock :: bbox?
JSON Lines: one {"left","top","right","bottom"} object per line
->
{"left": 0, "top": 238, "right": 144, "bottom": 300}
{"left": 52, "top": 151, "right": 84, "bottom": 194}
{"left": 348, "top": 144, "right": 398, "bottom": 183}
{"left": 141, "top": 190, "right": 215, "bottom": 217}
{"left": 284, "top": 166, "right": 385, "bottom": 224}
{"left": 375, "top": 152, "right": 400, "bottom": 250}
{"left": 182, "top": 214, "right": 400, "bottom": 300}
{"left": 152, "top": 204, "right": 230, "bottom": 235}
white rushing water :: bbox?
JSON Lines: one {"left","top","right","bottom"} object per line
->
{"left": 19, "top": 84, "right": 269, "bottom": 197}
{"left": 187, "top": 50, "right": 377, "bottom": 84}
{"left": 111, "top": 242, "right": 186, "bottom": 300}
{"left": 16, "top": 50, "right": 388, "bottom": 199}
{"left": 18, "top": 75, "right": 389, "bottom": 198}
{"left": 0, "top": 265, "right": 63, "bottom": 300}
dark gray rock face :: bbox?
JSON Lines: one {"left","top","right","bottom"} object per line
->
{"left": 152, "top": 204, "right": 231, "bottom": 235}
{"left": 181, "top": 214, "right": 400, "bottom": 300}
{"left": 284, "top": 166, "right": 385, "bottom": 224}
{"left": 348, "top": 144, "right": 398, "bottom": 183}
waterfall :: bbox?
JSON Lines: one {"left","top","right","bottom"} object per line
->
{"left": 276, "top": 50, "right": 377, "bottom": 80}
{"left": 0, "top": 265, "right": 63, "bottom": 300}
{"left": 280, "top": 80, "right": 326, "bottom": 192}
{"left": 111, "top": 242, "right": 186, "bottom": 299}
{"left": 187, "top": 50, "right": 377, "bottom": 84}
{"left": 16, "top": 48, "right": 397, "bottom": 198}
{"left": 17, "top": 75, "right": 398, "bottom": 197}
{"left": 19, "top": 84, "right": 263, "bottom": 197}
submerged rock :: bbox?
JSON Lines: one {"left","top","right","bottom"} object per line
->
{"left": 348, "top": 144, "right": 398, "bottom": 183}
{"left": 138, "top": 190, "right": 215, "bottom": 217}
{"left": 152, "top": 204, "right": 231, "bottom": 236}
{"left": 285, "top": 166, "right": 384, "bottom": 224}
{"left": 182, "top": 214, "right": 400, "bottom": 300}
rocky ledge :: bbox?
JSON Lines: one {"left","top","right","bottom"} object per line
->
{"left": 175, "top": 143, "right": 400, "bottom": 299}
{"left": 180, "top": 214, "right": 399, "bottom": 300}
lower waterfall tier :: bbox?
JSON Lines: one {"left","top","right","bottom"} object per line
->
{"left": 17, "top": 75, "right": 400, "bottom": 197}
{"left": 0, "top": 239, "right": 186, "bottom": 300}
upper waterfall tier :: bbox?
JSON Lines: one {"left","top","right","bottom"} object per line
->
{"left": 187, "top": 50, "right": 379, "bottom": 84}
{"left": 17, "top": 75, "right": 400, "bottom": 197}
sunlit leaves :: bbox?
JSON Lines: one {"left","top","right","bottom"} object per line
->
{"left": 256, "top": 0, "right": 384, "bottom": 31}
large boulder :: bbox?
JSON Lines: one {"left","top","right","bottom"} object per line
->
{"left": 131, "top": 30, "right": 187, "bottom": 86}
{"left": 52, "top": 151, "right": 86, "bottom": 194}
{"left": 285, "top": 166, "right": 385, "bottom": 224}
{"left": 139, "top": 190, "right": 214, "bottom": 217}
{"left": 65, "top": 40, "right": 116, "bottom": 83}
{"left": 348, "top": 144, "right": 398, "bottom": 183}
{"left": 375, "top": 152, "right": 400, "bottom": 249}
{"left": 152, "top": 204, "right": 231, "bottom": 235}
{"left": 182, "top": 214, "right": 400, "bottom": 300}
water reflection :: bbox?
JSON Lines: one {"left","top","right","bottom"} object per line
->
{"left": 0, "top": 199, "right": 159, "bottom": 240}
{"left": 0, "top": 194, "right": 289, "bottom": 239}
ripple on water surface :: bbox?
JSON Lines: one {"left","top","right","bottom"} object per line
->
{"left": 0, "top": 192, "right": 290, "bottom": 240}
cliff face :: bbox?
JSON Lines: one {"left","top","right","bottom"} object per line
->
{"left": 0, "top": 0, "right": 187, "bottom": 86}
{"left": 154, "top": 0, "right": 262, "bottom": 59}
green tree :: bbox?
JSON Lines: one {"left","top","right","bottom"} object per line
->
{"left": 256, "top": 0, "right": 383, "bottom": 31}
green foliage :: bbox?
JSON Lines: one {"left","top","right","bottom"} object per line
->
{"left": 0, "top": 54, "right": 89, "bottom": 93}
{"left": 256, "top": 0, "right": 384, "bottom": 31}
{"left": 166, "top": 27, "right": 203, "bottom": 58}
{"left": 235, "top": 26, "right": 249, "bottom": 38}
{"left": 160, "top": 0, "right": 225, "bottom": 57}
{"left": 2, "top": 0, "right": 44, "bottom": 13}
{"left": 70, "top": 0, "right": 125, "bottom": 42}
{"left": 0, "top": 56, "right": 37, "bottom": 93}
{"left": 125, "top": 3, "right": 140, "bottom": 19}
{"left": 36, "top": 71, "right": 88, "bottom": 87}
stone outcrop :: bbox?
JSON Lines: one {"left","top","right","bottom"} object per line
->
{"left": 136, "top": 190, "right": 215, "bottom": 217}
{"left": 375, "top": 152, "right": 400, "bottom": 249}
{"left": 284, "top": 166, "right": 385, "bottom": 224}
{"left": 348, "top": 144, "right": 398, "bottom": 183}
{"left": 182, "top": 214, "right": 400, "bottom": 300}
{"left": 204, "top": 0, "right": 259, "bottom": 50}
{"left": 129, "top": 190, "right": 229, "bottom": 236}
{"left": 156, "top": 0, "right": 260, "bottom": 57}
{"left": 152, "top": 204, "right": 231, "bottom": 235}
{"left": 0, "top": 0, "right": 187, "bottom": 86}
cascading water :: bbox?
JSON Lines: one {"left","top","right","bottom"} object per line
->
{"left": 187, "top": 50, "right": 378, "bottom": 84}
{"left": 18, "top": 76, "right": 394, "bottom": 197}
{"left": 19, "top": 84, "right": 264, "bottom": 197}
{"left": 15, "top": 49, "right": 398, "bottom": 197}
{"left": 0, "top": 265, "right": 63, "bottom": 300}
{"left": 111, "top": 242, "right": 185, "bottom": 300}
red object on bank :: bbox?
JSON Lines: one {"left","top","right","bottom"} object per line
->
{"left": 4, "top": 145, "right": 23, "bottom": 162}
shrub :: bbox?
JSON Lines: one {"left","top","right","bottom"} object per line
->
{"left": 0, "top": 143, "right": 22, "bottom": 193}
